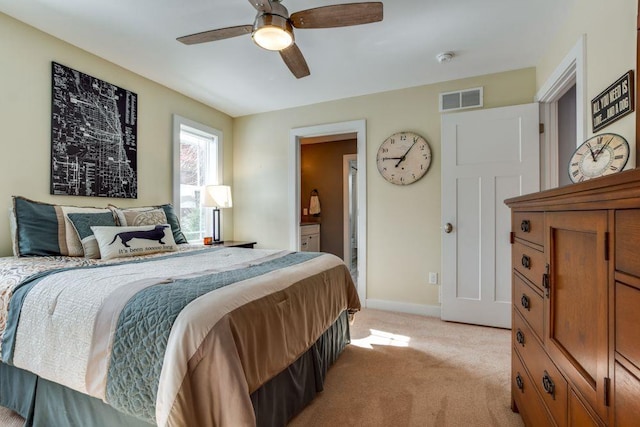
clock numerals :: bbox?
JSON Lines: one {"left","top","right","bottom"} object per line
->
{"left": 376, "top": 132, "right": 432, "bottom": 185}
{"left": 568, "top": 133, "right": 629, "bottom": 184}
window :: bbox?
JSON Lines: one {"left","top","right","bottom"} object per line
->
{"left": 173, "top": 115, "right": 222, "bottom": 242}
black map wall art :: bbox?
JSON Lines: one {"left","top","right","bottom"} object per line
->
{"left": 51, "top": 62, "right": 138, "bottom": 198}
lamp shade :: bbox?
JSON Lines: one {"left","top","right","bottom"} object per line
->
{"left": 203, "top": 185, "right": 233, "bottom": 208}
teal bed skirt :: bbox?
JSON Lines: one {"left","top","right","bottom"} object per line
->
{"left": 0, "top": 310, "right": 350, "bottom": 427}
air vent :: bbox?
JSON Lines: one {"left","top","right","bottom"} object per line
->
{"left": 439, "top": 87, "right": 483, "bottom": 112}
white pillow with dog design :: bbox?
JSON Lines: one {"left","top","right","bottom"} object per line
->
{"left": 91, "top": 224, "right": 177, "bottom": 260}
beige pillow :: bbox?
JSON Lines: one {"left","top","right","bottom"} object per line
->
{"left": 111, "top": 207, "right": 168, "bottom": 227}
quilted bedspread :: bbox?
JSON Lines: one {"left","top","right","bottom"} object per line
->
{"left": 0, "top": 246, "right": 360, "bottom": 426}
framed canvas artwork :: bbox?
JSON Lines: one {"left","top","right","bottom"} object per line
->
{"left": 51, "top": 62, "right": 138, "bottom": 198}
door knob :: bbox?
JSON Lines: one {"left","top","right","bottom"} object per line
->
{"left": 444, "top": 223, "right": 453, "bottom": 233}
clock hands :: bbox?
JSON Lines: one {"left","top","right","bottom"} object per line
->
{"left": 595, "top": 136, "right": 614, "bottom": 159}
{"left": 381, "top": 156, "right": 404, "bottom": 161}
{"left": 395, "top": 139, "right": 418, "bottom": 167}
{"left": 586, "top": 142, "right": 597, "bottom": 162}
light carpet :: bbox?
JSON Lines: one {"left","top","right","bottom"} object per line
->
{"left": 289, "top": 308, "right": 524, "bottom": 427}
{"left": 0, "top": 308, "right": 523, "bottom": 427}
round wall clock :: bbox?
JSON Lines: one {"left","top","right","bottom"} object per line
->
{"left": 376, "top": 131, "right": 432, "bottom": 185}
{"left": 568, "top": 133, "right": 629, "bottom": 183}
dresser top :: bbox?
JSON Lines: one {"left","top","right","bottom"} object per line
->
{"left": 505, "top": 168, "right": 640, "bottom": 211}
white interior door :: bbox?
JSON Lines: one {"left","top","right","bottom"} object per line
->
{"left": 441, "top": 103, "right": 539, "bottom": 328}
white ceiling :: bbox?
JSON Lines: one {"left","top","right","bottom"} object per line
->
{"left": 1, "top": 0, "right": 574, "bottom": 117}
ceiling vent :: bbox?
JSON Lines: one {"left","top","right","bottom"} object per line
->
{"left": 439, "top": 87, "right": 483, "bottom": 112}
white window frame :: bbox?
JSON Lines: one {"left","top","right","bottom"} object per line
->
{"left": 172, "top": 114, "right": 223, "bottom": 242}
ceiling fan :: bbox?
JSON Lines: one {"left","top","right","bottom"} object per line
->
{"left": 177, "top": 1, "right": 383, "bottom": 79}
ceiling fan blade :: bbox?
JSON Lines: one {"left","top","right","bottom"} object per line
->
{"left": 280, "top": 43, "right": 310, "bottom": 79}
{"left": 247, "top": 0, "right": 272, "bottom": 13}
{"left": 290, "top": 2, "right": 383, "bottom": 29}
{"left": 177, "top": 25, "right": 253, "bottom": 45}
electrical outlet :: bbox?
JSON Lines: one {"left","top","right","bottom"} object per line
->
{"left": 429, "top": 272, "right": 438, "bottom": 284}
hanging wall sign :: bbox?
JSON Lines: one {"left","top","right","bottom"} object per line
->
{"left": 591, "top": 70, "right": 634, "bottom": 132}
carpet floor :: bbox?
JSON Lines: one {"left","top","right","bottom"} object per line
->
{"left": 0, "top": 308, "right": 524, "bottom": 427}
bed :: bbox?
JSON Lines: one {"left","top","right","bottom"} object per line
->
{"left": 0, "top": 198, "right": 360, "bottom": 427}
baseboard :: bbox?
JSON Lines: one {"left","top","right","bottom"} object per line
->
{"left": 365, "top": 299, "right": 441, "bottom": 318}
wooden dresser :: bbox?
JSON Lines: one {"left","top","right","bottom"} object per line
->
{"left": 505, "top": 169, "right": 640, "bottom": 427}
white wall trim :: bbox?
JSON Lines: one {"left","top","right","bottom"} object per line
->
{"left": 536, "top": 35, "right": 587, "bottom": 189}
{"left": 342, "top": 154, "right": 357, "bottom": 264}
{"left": 366, "top": 299, "right": 441, "bottom": 318}
{"left": 172, "top": 115, "right": 224, "bottom": 235}
{"left": 289, "top": 120, "right": 367, "bottom": 304}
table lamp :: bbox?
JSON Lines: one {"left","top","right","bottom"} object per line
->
{"left": 203, "top": 185, "right": 232, "bottom": 243}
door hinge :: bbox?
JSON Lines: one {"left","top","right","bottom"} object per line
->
{"left": 539, "top": 123, "right": 545, "bottom": 134}
{"left": 543, "top": 263, "right": 550, "bottom": 298}
{"left": 510, "top": 231, "right": 515, "bottom": 244}
{"left": 604, "top": 377, "right": 611, "bottom": 406}
{"left": 604, "top": 232, "right": 609, "bottom": 261}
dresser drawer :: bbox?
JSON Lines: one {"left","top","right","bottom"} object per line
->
{"left": 616, "top": 282, "right": 640, "bottom": 368}
{"left": 513, "top": 272, "right": 544, "bottom": 340}
{"left": 513, "top": 242, "right": 546, "bottom": 292}
{"left": 514, "top": 310, "right": 568, "bottom": 427}
{"left": 300, "top": 224, "right": 320, "bottom": 236}
{"left": 512, "top": 349, "right": 554, "bottom": 427}
{"left": 513, "top": 211, "right": 544, "bottom": 247}
{"left": 616, "top": 209, "right": 640, "bottom": 278}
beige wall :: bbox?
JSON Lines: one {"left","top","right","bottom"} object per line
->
{"left": 536, "top": 0, "right": 637, "bottom": 154}
{"left": 0, "top": 13, "right": 234, "bottom": 256}
{"left": 233, "top": 68, "right": 536, "bottom": 307}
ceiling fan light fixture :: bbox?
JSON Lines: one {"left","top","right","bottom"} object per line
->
{"left": 252, "top": 14, "right": 294, "bottom": 51}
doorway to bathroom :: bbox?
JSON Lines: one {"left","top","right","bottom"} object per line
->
{"left": 289, "top": 120, "right": 367, "bottom": 304}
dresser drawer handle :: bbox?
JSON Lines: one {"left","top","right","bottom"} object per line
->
{"left": 516, "top": 373, "right": 524, "bottom": 392}
{"left": 520, "top": 220, "right": 531, "bottom": 233}
{"left": 521, "top": 255, "right": 531, "bottom": 269}
{"left": 516, "top": 329, "right": 525, "bottom": 346}
{"left": 542, "top": 371, "right": 555, "bottom": 399}
{"left": 520, "top": 294, "right": 530, "bottom": 311}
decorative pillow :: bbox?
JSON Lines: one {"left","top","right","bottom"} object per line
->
{"left": 91, "top": 224, "right": 177, "bottom": 260}
{"left": 12, "top": 196, "right": 112, "bottom": 257}
{"left": 67, "top": 212, "right": 117, "bottom": 259}
{"left": 113, "top": 207, "right": 167, "bottom": 227}
{"left": 109, "top": 204, "right": 188, "bottom": 244}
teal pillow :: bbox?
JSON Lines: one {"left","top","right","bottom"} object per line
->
{"left": 67, "top": 212, "right": 117, "bottom": 259}
{"left": 12, "top": 196, "right": 114, "bottom": 257}
{"left": 13, "top": 197, "right": 60, "bottom": 256}
{"left": 159, "top": 204, "right": 188, "bottom": 244}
